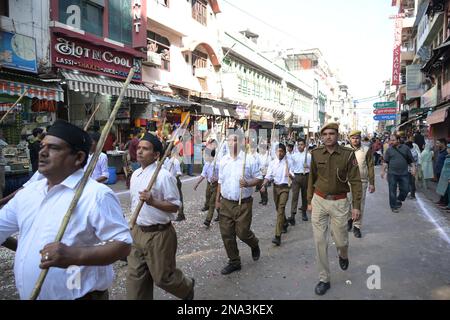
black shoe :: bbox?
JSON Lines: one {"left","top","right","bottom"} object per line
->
{"left": 272, "top": 236, "right": 281, "bottom": 246}
{"left": 282, "top": 223, "right": 288, "bottom": 234}
{"left": 339, "top": 256, "right": 349, "bottom": 270}
{"left": 175, "top": 214, "right": 186, "bottom": 221}
{"left": 251, "top": 245, "right": 260, "bottom": 261}
{"left": 259, "top": 200, "right": 263, "bottom": 204}
{"left": 391, "top": 208, "right": 399, "bottom": 213}
{"left": 353, "top": 227, "right": 361, "bottom": 238}
{"left": 221, "top": 264, "right": 241, "bottom": 275}
{"left": 262, "top": 201, "right": 268, "bottom": 206}
{"left": 184, "top": 278, "right": 195, "bottom": 300}
{"left": 288, "top": 215, "right": 296, "bottom": 226}
{"left": 203, "top": 220, "right": 211, "bottom": 227}
{"left": 302, "top": 211, "right": 308, "bottom": 221}
{"left": 409, "top": 195, "right": 416, "bottom": 199}
{"left": 214, "top": 215, "right": 220, "bottom": 222}
{"left": 347, "top": 219, "right": 353, "bottom": 232}
{"left": 396, "top": 201, "right": 402, "bottom": 208}
{"left": 315, "top": 281, "right": 331, "bottom": 295}
{"left": 201, "top": 206, "right": 209, "bottom": 212}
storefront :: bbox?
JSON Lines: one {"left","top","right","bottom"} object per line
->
{"left": 426, "top": 104, "right": 450, "bottom": 140}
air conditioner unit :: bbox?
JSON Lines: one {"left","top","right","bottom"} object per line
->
{"left": 146, "top": 52, "right": 162, "bottom": 66}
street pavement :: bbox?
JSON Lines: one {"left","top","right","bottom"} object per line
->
{"left": 1, "top": 167, "right": 449, "bottom": 300}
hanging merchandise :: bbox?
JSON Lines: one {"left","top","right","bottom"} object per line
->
{"left": 198, "top": 116, "right": 208, "bottom": 131}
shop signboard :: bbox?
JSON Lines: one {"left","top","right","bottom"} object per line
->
{"left": 51, "top": 34, "right": 142, "bottom": 81}
{"left": 421, "top": 86, "right": 438, "bottom": 109}
{"left": 0, "top": 31, "right": 37, "bottom": 73}
{"left": 406, "top": 64, "right": 425, "bottom": 100}
{"left": 374, "top": 114, "right": 397, "bottom": 121}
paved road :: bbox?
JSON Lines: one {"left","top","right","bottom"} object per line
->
{"left": 1, "top": 167, "right": 450, "bottom": 299}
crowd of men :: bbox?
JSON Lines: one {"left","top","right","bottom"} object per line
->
{"left": 0, "top": 118, "right": 449, "bottom": 299}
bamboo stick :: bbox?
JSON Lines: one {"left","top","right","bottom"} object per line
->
{"left": 29, "top": 68, "right": 135, "bottom": 300}
{"left": 129, "top": 114, "right": 191, "bottom": 229}
{"left": 239, "top": 101, "right": 253, "bottom": 206}
{"left": 83, "top": 103, "right": 101, "bottom": 131}
{"left": 0, "top": 89, "right": 28, "bottom": 124}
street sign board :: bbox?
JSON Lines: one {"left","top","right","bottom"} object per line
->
{"left": 373, "top": 108, "right": 396, "bottom": 115}
{"left": 373, "top": 101, "right": 396, "bottom": 109}
{"left": 374, "top": 114, "right": 397, "bottom": 121}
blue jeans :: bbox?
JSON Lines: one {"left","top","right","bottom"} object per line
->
{"left": 387, "top": 173, "right": 410, "bottom": 209}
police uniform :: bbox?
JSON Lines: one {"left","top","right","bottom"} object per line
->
{"left": 346, "top": 130, "right": 375, "bottom": 236}
{"left": 127, "top": 134, "right": 194, "bottom": 300}
{"left": 307, "top": 123, "right": 362, "bottom": 294}
{"left": 218, "top": 151, "right": 262, "bottom": 273}
{"left": 264, "top": 156, "right": 293, "bottom": 245}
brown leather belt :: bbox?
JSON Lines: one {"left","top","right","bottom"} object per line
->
{"left": 138, "top": 222, "right": 171, "bottom": 232}
{"left": 222, "top": 196, "right": 252, "bottom": 204}
{"left": 314, "top": 190, "right": 347, "bottom": 201}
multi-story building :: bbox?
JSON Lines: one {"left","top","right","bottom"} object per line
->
{"left": 220, "top": 30, "right": 313, "bottom": 136}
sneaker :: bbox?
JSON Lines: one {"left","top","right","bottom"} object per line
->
{"left": 271, "top": 236, "right": 281, "bottom": 246}
{"left": 391, "top": 208, "right": 399, "bottom": 213}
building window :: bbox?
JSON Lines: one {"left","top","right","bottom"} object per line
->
{"left": 147, "top": 31, "right": 170, "bottom": 71}
{"left": 0, "top": 0, "right": 9, "bottom": 17}
{"left": 192, "top": 0, "right": 207, "bottom": 26}
{"left": 109, "top": 0, "right": 132, "bottom": 45}
{"left": 192, "top": 50, "right": 208, "bottom": 69}
{"left": 59, "top": 0, "right": 104, "bottom": 37}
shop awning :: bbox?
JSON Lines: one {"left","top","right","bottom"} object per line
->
{"left": 62, "top": 71, "right": 151, "bottom": 99}
{"left": 0, "top": 79, "right": 64, "bottom": 102}
{"left": 150, "top": 93, "right": 199, "bottom": 107}
{"left": 426, "top": 106, "right": 449, "bottom": 125}
{"left": 201, "top": 104, "right": 237, "bottom": 118}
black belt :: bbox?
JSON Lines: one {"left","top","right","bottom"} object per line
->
{"left": 76, "top": 290, "right": 108, "bottom": 300}
{"left": 274, "top": 183, "right": 289, "bottom": 187}
{"left": 294, "top": 172, "right": 309, "bottom": 175}
{"left": 222, "top": 196, "right": 252, "bottom": 204}
{"left": 138, "top": 222, "right": 171, "bottom": 232}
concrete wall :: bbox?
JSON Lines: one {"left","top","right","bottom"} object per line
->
{"left": 0, "top": 0, "right": 51, "bottom": 72}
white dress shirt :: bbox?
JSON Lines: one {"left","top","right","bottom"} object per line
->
{"left": 257, "top": 152, "right": 272, "bottom": 176}
{"left": 84, "top": 152, "right": 109, "bottom": 181}
{"left": 266, "top": 157, "right": 293, "bottom": 185}
{"left": 163, "top": 157, "right": 182, "bottom": 178}
{"left": 201, "top": 161, "right": 219, "bottom": 183}
{"left": 218, "top": 151, "right": 263, "bottom": 201}
{"left": 0, "top": 169, "right": 132, "bottom": 300}
{"left": 290, "top": 150, "right": 311, "bottom": 174}
{"left": 23, "top": 171, "right": 45, "bottom": 188}
{"left": 130, "top": 162, "right": 181, "bottom": 226}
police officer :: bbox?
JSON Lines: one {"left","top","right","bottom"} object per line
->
{"left": 215, "top": 133, "right": 262, "bottom": 275}
{"left": 346, "top": 130, "right": 375, "bottom": 238}
{"left": 307, "top": 123, "right": 362, "bottom": 295}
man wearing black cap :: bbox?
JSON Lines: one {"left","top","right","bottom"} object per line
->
{"left": 0, "top": 120, "right": 132, "bottom": 299}
{"left": 126, "top": 132, "right": 194, "bottom": 300}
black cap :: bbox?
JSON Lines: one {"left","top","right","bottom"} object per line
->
{"left": 47, "top": 120, "right": 91, "bottom": 158}
{"left": 141, "top": 132, "right": 163, "bottom": 154}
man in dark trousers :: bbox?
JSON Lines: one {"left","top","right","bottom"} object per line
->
{"left": 29, "top": 127, "right": 44, "bottom": 173}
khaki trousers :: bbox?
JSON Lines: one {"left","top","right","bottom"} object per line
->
{"left": 204, "top": 182, "right": 211, "bottom": 208}
{"left": 219, "top": 197, "right": 259, "bottom": 266}
{"left": 290, "top": 173, "right": 309, "bottom": 214}
{"left": 348, "top": 181, "right": 368, "bottom": 229}
{"left": 273, "top": 185, "right": 290, "bottom": 237}
{"left": 126, "top": 224, "right": 193, "bottom": 300}
{"left": 206, "top": 182, "right": 218, "bottom": 222}
{"left": 311, "top": 194, "right": 349, "bottom": 283}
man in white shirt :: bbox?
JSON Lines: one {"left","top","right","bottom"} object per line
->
{"left": 215, "top": 133, "right": 263, "bottom": 275}
{"left": 257, "top": 144, "right": 272, "bottom": 205}
{"left": 261, "top": 143, "right": 293, "bottom": 246}
{"left": 194, "top": 149, "right": 220, "bottom": 226}
{"left": 288, "top": 138, "right": 312, "bottom": 224}
{"left": 85, "top": 132, "right": 109, "bottom": 184}
{"left": 0, "top": 120, "right": 132, "bottom": 300}
{"left": 126, "top": 133, "right": 194, "bottom": 300}
{"left": 163, "top": 152, "right": 184, "bottom": 222}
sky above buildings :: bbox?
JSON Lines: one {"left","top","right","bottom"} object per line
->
{"left": 220, "top": 0, "right": 399, "bottom": 130}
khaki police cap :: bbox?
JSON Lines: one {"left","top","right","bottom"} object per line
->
{"left": 320, "top": 122, "right": 339, "bottom": 134}
{"left": 349, "top": 130, "right": 362, "bottom": 137}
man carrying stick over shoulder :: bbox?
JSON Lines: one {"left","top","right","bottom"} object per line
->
{"left": 126, "top": 132, "right": 194, "bottom": 300}
{"left": 215, "top": 133, "right": 263, "bottom": 275}
{"left": 0, "top": 120, "right": 132, "bottom": 299}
